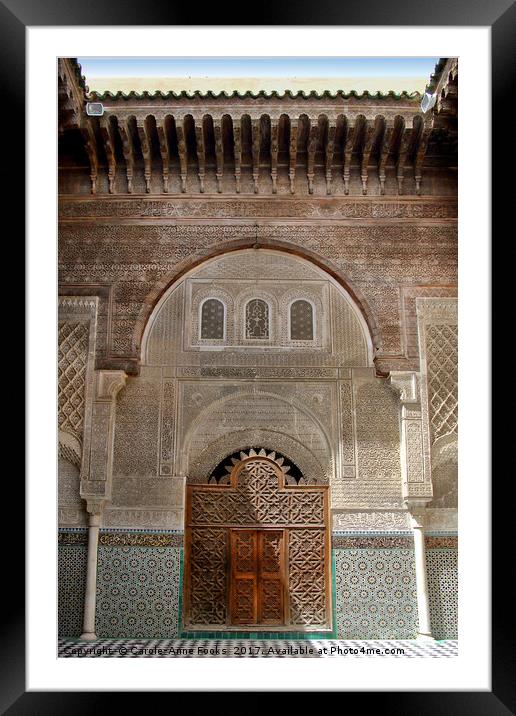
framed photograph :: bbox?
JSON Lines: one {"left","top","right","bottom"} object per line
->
{"left": 12, "top": 1, "right": 507, "bottom": 708}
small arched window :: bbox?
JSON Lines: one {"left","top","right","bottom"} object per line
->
{"left": 245, "top": 299, "right": 269, "bottom": 339}
{"left": 290, "top": 300, "right": 314, "bottom": 340}
{"left": 200, "top": 298, "right": 225, "bottom": 339}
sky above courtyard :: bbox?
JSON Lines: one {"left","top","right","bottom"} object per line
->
{"left": 77, "top": 57, "right": 440, "bottom": 94}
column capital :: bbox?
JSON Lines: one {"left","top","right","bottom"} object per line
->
{"left": 95, "top": 370, "right": 128, "bottom": 402}
{"left": 408, "top": 510, "right": 426, "bottom": 530}
{"left": 85, "top": 500, "right": 105, "bottom": 520}
{"left": 389, "top": 371, "right": 420, "bottom": 404}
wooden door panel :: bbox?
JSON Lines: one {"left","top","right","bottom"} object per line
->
{"left": 230, "top": 530, "right": 258, "bottom": 624}
{"left": 186, "top": 459, "right": 330, "bottom": 630}
{"left": 258, "top": 530, "right": 284, "bottom": 625}
{"left": 230, "top": 529, "right": 285, "bottom": 626}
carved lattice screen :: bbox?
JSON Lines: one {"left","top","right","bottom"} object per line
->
{"left": 184, "top": 456, "right": 330, "bottom": 630}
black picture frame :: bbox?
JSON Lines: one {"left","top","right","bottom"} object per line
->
{"left": 11, "top": 0, "right": 510, "bottom": 710}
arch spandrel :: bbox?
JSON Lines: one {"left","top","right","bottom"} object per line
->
{"left": 142, "top": 247, "right": 374, "bottom": 366}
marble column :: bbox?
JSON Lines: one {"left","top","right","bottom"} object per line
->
{"left": 409, "top": 510, "right": 434, "bottom": 641}
{"left": 80, "top": 505, "right": 103, "bottom": 640}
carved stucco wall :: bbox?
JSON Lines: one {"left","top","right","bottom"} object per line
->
{"left": 58, "top": 203, "right": 457, "bottom": 533}
{"left": 58, "top": 214, "right": 457, "bottom": 374}
{"left": 417, "top": 298, "right": 458, "bottom": 512}
{"left": 58, "top": 297, "right": 98, "bottom": 527}
{"left": 105, "top": 251, "right": 409, "bottom": 530}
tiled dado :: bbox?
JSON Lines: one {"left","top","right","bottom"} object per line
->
{"left": 58, "top": 530, "right": 457, "bottom": 640}
{"left": 58, "top": 533, "right": 87, "bottom": 637}
{"left": 334, "top": 547, "right": 418, "bottom": 639}
{"left": 426, "top": 548, "right": 458, "bottom": 640}
{"left": 95, "top": 531, "right": 182, "bottom": 639}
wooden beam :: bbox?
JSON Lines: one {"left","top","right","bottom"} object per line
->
{"left": 175, "top": 117, "right": 188, "bottom": 193}
{"left": 325, "top": 118, "right": 336, "bottom": 195}
{"left": 137, "top": 118, "right": 152, "bottom": 193}
{"left": 251, "top": 118, "right": 261, "bottom": 194}
{"left": 194, "top": 118, "right": 206, "bottom": 193}
{"left": 270, "top": 117, "right": 279, "bottom": 194}
{"left": 156, "top": 118, "right": 170, "bottom": 193}
{"left": 117, "top": 118, "right": 135, "bottom": 194}
{"left": 288, "top": 117, "right": 298, "bottom": 194}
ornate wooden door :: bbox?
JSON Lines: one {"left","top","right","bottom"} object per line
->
{"left": 184, "top": 452, "right": 331, "bottom": 632}
{"left": 230, "top": 529, "right": 285, "bottom": 626}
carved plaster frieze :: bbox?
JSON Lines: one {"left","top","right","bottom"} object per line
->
{"left": 332, "top": 510, "right": 410, "bottom": 532}
{"left": 58, "top": 196, "right": 458, "bottom": 221}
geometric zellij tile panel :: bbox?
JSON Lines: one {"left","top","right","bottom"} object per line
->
{"left": 426, "top": 548, "right": 458, "bottom": 640}
{"left": 58, "top": 545, "right": 87, "bottom": 638}
{"left": 95, "top": 546, "right": 181, "bottom": 639}
{"left": 334, "top": 549, "right": 418, "bottom": 639}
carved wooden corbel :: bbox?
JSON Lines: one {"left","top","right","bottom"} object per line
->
{"left": 396, "top": 123, "right": 410, "bottom": 195}
{"left": 156, "top": 118, "right": 170, "bottom": 193}
{"left": 325, "top": 119, "right": 336, "bottom": 195}
{"left": 213, "top": 117, "right": 224, "bottom": 193}
{"left": 137, "top": 117, "right": 152, "bottom": 193}
{"left": 175, "top": 117, "right": 188, "bottom": 193}
{"left": 343, "top": 123, "right": 355, "bottom": 195}
{"left": 414, "top": 117, "right": 434, "bottom": 195}
{"left": 99, "top": 116, "right": 116, "bottom": 194}
{"left": 360, "top": 121, "right": 376, "bottom": 195}
{"left": 117, "top": 118, "right": 135, "bottom": 193}
{"left": 288, "top": 117, "right": 298, "bottom": 194}
{"left": 251, "top": 118, "right": 261, "bottom": 194}
{"left": 378, "top": 124, "right": 393, "bottom": 195}
{"left": 79, "top": 118, "right": 99, "bottom": 194}
{"left": 270, "top": 118, "right": 279, "bottom": 194}
{"left": 194, "top": 118, "right": 206, "bottom": 193}
{"left": 233, "top": 117, "right": 242, "bottom": 193}
{"left": 306, "top": 120, "right": 318, "bottom": 194}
